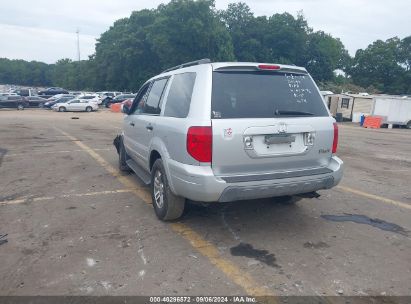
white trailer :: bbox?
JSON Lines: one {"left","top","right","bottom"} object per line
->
{"left": 372, "top": 96, "right": 411, "bottom": 128}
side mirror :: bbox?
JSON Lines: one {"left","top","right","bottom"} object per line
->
{"left": 122, "top": 104, "right": 130, "bottom": 114}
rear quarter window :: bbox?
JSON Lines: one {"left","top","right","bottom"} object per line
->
{"left": 163, "top": 72, "right": 196, "bottom": 118}
{"left": 211, "top": 71, "right": 328, "bottom": 119}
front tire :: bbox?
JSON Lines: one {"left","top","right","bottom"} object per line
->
{"left": 151, "top": 159, "right": 185, "bottom": 221}
{"left": 59, "top": 106, "right": 66, "bottom": 112}
{"left": 17, "top": 104, "right": 24, "bottom": 110}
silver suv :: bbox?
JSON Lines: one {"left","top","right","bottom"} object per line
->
{"left": 115, "top": 59, "right": 343, "bottom": 221}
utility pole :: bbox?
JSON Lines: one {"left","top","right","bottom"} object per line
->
{"left": 76, "top": 28, "right": 81, "bottom": 90}
{"left": 76, "top": 28, "right": 81, "bottom": 62}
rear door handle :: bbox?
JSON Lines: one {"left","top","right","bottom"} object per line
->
{"left": 146, "top": 124, "right": 153, "bottom": 131}
{"left": 129, "top": 122, "right": 135, "bottom": 127}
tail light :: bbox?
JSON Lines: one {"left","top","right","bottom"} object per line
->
{"left": 187, "top": 126, "right": 212, "bottom": 162}
{"left": 258, "top": 64, "right": 281, "bottom": 70}
{"left": 332, "top": 123, "right": 338, "bottom": 154}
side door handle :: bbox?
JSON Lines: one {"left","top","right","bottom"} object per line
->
{"left": 146, "top": 124, "right": 153, "bottom": 131}
{"left": 129, "top": 122, "right": 135, "bottom": 127}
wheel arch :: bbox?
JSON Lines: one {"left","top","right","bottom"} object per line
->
{"left": 149, "top": 138, "right": 177, "bottom": 194}
{"left": 149, "top": 150, "right": 161, "bottom": 171}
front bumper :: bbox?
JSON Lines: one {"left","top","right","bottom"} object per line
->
{"left": 166, "top": 156, "right": 343, "bottom": 202}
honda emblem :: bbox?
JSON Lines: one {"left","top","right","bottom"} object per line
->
{"left": 277, "top": 122, "right": 287, "bottom": 134}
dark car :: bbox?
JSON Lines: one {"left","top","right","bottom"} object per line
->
{"left": 0, "top": 95, "right": 29, "bottom": 110}
{"left": 12, "top": 89, "right": 37, "bottom": 97}
{"left": 105, "top": 94, "right": 136, "bottom": 108}
{"left": 43, "top": 96, "right": 74, "bottom": 108}
{"left": 38, "top": 87, "right": 69, "bottom": 96}
{"left": 25, "top": 96, "right": 47, "bottom": 107}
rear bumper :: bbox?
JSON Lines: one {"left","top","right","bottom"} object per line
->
{"left": 166, "top": 156, "right": 343, "bottom": 202}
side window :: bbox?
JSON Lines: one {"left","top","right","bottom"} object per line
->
{"left": 164, "top": 73, "right": 196, "bottom": 118}
{"left": 130, "top": 84, "right": 151, "bottom": 115}
{"left": 341, "top": 98, "right": 350, "bottom": 109}
{"left": 142, "top": 78, "right": 169, "bottom": 115}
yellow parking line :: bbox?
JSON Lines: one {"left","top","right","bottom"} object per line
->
{"left": 171, "top": 223, "right": 273, "bottom": 296}
{"left": 4, "top": 148, "right": 111, "bottom": 158}
{"left": 337, "top": 185, "right": 411, "bottom": 210}
{"left": 0, "top": 189, "right": 134, "bottom": 206}
{"left": 55, "top": 127, "right": 274, "bottom": 297}
{"left": 55, "top": 128, "right": 152, "bottom": 203}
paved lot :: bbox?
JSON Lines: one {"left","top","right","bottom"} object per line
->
{"left": 0, "top": 109, "right": 410, "bottom": 296}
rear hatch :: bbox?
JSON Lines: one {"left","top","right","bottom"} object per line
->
{"left": 211, "top": 64, "right": 334, "bottom": 181}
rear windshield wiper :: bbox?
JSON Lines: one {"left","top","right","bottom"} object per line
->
{"left": 274, "top": 110, "right": 314, "bottom": 116}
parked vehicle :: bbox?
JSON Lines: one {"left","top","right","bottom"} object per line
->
{"left": 99, "top": 92, "right": 118, "bottom": 105}
{"left": 79, "top": 94, "right": 100, "bottom": 105}
{"left": 0, "top": 95, "right": 29, "bottom": 110}
{"left": 372, "top": 96, "right": 411, "bottom": 128}
{"left": 47, "top": 94, "right": 75, "bottom": 102}
{"left": 12, "top": 89, "right": 37, "bottom": 97}
{"left": 43, "top": 96, "right": 75, "bottom": 108}
{"left": 38, "top": 87, "right": 69, "bottom": 96}
{"left": 114, "top": 59, "right": 343, "bottom": 221}
{"left": 0, "top": 92, "right": 18, "bottom": 96}
{"left": 105, "top": 94, "right": 136, "bottom": 108}
{"left": 52, "top": 99, "right": 99, "bottom": 112}
{"left": 25, "top": 96, "right": 47, "bottom": 107}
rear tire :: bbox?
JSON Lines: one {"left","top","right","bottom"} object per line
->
{"left": 59, "top": 106, "right": 66, "bottom": 112}
{"left": 151, "top": 159, "right": 185, "bottom": 221}
{"left": 86, "top": 106, "right": 92, "bottom": 112}
{"left": 406, "top": 121, "right": 411, "bottom": 129}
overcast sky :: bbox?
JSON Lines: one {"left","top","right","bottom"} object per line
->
{"left": 1, "top": 0, "right": 410, "bottom": 63}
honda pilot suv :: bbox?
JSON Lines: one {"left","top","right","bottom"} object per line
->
{"left": 115, "top": 59, "right": 343, "bottom": 221}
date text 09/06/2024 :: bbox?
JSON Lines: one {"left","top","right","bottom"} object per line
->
{"left": 149, "top": 296, "right": 257, "bottom": 303}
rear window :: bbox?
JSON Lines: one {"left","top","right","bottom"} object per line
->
{"left": 211, "top": 71, "right": 328, "bottom": 119}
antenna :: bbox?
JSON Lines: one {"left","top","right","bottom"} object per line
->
{"left": 76, "top": 28, "right": 81, "bottom": 62}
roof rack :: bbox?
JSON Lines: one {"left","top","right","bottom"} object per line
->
{"left": 162, "top": 58, "right": 211, "bottom": 73}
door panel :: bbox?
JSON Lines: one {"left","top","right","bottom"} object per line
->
{"left": 123, "top": 84, "right": 151, "bottom": 164}
{"left": 131, "top": 115, "right": 155, "bottom": 171}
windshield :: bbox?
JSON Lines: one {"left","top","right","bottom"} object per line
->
{"left": 211, "top": 71, "right": 328, "bottom": 119}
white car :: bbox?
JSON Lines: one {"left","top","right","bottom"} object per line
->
{"left": 78, "top": 94, "right": 101, "bottom": 104}
{"left": 52, "top": 99, "right": 98, "bottom": 112}
{"left": 0, "top": 92, "right": 18, "bottom": 96}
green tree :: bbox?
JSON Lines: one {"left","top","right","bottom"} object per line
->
{"left": 93, "top": 0, "right": 234, "bottom": 91}
{"left": 303, "top": 31, "right": 351, "bottom": 82}
{"left": 349, "top": 37, "right": 408, "bottom": 94}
